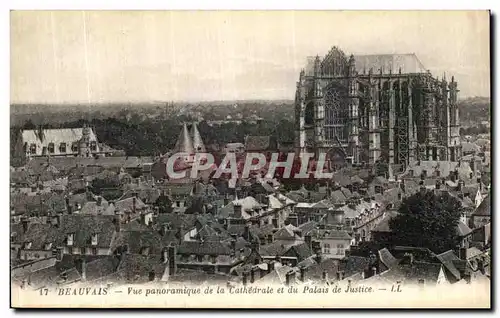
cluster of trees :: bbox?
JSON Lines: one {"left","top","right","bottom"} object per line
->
{"left": 389, "top": 190, "right": 463, "bottom": 254}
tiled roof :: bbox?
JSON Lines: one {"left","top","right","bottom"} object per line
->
{"left": 435, "top": 250, "right": 461, "bottom": 281}
{"left": 310, "top": 228, "right": 352, "bottom": 241}
{"left": 456, "top": 221, "right": 472, "bottom": 237}
{"left": 22, "top": 127, "right": 97, "bottom": 150}
{"left": 177, "top": 240, "right": 232, "bottom": 256}
{"left": 116, "top": 254, "right": 167, "bottom": 283}
{"left": 473, "top": 194, "right": 490, "bottom": 216}
{"left": 85, "top": 256, "right": 121, "bottom": 282}
{"left": 273, "top": 224, "right": 302, "bottom": 240}
{"left": 371, "top": 211, "right": 399, "bottom": 233}
{"left": 381, "top": 261, "right": 443, "bottom": 284}
{"left": 378, "top": 248, "right": 399, "bottom": 269}
{"left": 259, "top": 241, "right": 301, "bottom": 257}
{"left": 298, "top": 221, "right": 318, "bottom": 236}
{"left": 340, "top": 256, "right": 372, "bottom": 278}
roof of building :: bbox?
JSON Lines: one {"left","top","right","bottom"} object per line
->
{"left": 435, "top": 250, "right": 461, "bottom": 281}
{"left": 378, "top": 248, "right": 399, "bottom": 269}
{"left": 473, "top": 194, "right": 490, "bottom": 216}
{"left": 21, "top": 128, "right": 98, "bottom": 148}
{"left": 380, "top": 261, "right": 443, "bottom": 284}
{"left": 353, "top": 53, "right": 427, "bottom": 74}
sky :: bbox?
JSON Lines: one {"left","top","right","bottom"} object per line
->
{"left": 11, "top": 10, "right": 490, "bottom": 104}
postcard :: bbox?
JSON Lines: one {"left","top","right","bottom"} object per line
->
{"left": 10, "top": 10, "right": 491, "bottom": 309}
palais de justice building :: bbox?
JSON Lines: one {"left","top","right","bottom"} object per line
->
{"left": 294, "top": 47, "right": 461, "bottom": 169}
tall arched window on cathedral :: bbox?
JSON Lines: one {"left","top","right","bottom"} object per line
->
{"left": 304, "top": 102, "right": 314, "bottom": 126}
{"left": 324, "top": 88, "right": 348, "bottom": 141}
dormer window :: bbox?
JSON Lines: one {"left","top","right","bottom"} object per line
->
{"left": 44, "top": 242, "right": 52, "bottom": 250}
{"left": 91, "top": 233, "right": 98, "bottom": 246}
{"left": 67, "top": 233, "right": 75, "bottom": 246}
{"left": 29, "top": 144, "right": 37, "bottom": 155}
{"left": 59, "top": 143, "right": 67, "bottom": 153}
{"left": 24, "top": 242, "right": 32, "bottom": 249}
{"left": 140, "top": 247, "right": 150, "bottom": 256}
{"left": 48, "top": 143, "right": 55, "bottom": 154}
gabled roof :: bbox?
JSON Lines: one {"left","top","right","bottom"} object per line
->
{"left": 435, "top": 250, "right": 461, "bottom": 281}
{"left": 473, "top": 194, "right": 490, "bottom": 216}
{"left": 378, "top": 248, "right": 399, "bottom": 269}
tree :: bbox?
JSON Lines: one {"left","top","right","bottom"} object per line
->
{"left": 155, "top": 192, "right": 173, "bottom": 214}
{"left": 389, "top": 189, "right": 463, "bottom": 254}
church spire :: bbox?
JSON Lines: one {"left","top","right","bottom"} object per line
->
{"left": 173, "top": 123, "right": 195, "bottom": 154}
{"left": 190, "top": 122, "right": 206, "bottom": 153}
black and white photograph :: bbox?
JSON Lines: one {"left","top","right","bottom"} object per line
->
{"left": 9, "top": 10, "right": 491, "bottom": 308}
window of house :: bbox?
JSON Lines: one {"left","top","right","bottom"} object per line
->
{"left": 90, "top": 141, "right": 97, "bottom": 152}
{"left": 361, "top": 229, "right": 366, "bottom": 241}
{"left": 48, "top": 143, "right": 55, "bottom": 154}
{"left": 24, "top": 242, "right": 32, "bottom": 250}
{"left": 67, "top": 233, "right": 74, "bottom": 246}
{"left": 29, "top": 144, "right": 37, "bottom": 155}
{"left": 44, "top": 243, "right": 52, "bottom": 250}
{"left": 323, "top": 243, "right": 331, "bottom": 254}
{"left": 92, "top": 247, "right": 97, "bottom": 255}
{"left": 68, "top": 247, "right": 73, "bottom": 255}
{"left": 91, "top": 234, "right": 98, "bottom": 246}
{"left": 60, "top": 143, "right": 67, "bottom": 153}
{"left": 336, "top": 244, "right": 345, "bottom": 255}
{"left": 176, "top": 201, "right": 181, "bottom": 207}
{"left": 71, "top": 142, "right": 78, "bottom": 152}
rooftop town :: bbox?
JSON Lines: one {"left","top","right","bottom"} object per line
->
{"left": 10, "top": 50, "right": 491, "bottom": 291}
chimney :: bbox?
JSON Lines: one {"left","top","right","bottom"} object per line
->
{"left": 285, "top": 270, "right": 295, "bottom": 286}
{"left": 168, "top": 244, "right": 177, "bottom": 276}
{"left": 243, "top": 224, "right": 250, "bottom": 241}
{"left": 162, "top": 247, "right": 168, "bottom": 263}
{"left": 372, "top": 266, "right": 377, "bottom": 276}
{"left": 97, "top": 196, "right": 102, "bottom": 206}
{"left": 459, "top": 247, "right": 467, "bottom": 260}
{"left": 161, "top": 223, "right": 170, "bottom": 236}
{"left": 403, "top": 253, "right": 415, "bottom": 265}
{"left": 267, "top": 234, "right": 273, "bottom": 244}
{"left": 65, "top": 197, "right": 71, "bottom": 214}
{"left": 477, "top": 178, "right": 482, "bottom": 190}
{"left": 21, "top": 217, "right": 29, "bottom": 233}
{"left": 233, "top": 203, "right": 242, "bottom": 219}
{"left": 253, "top": 267, "right": 261, "bottom": 281}
{"left": 242, "top": 271, "right": 249, "bottom": 286}
{"left": 268, "top": 261, "right": 275, "bottom": 274}
{"left": 113, "top": 216, "right": 121, "bottom": 232}
{"left": 250, "top": 268, "right": 255, "bottom": 283}
{"left": 304, "top": 235, "right": 312, "bottom": 250}
{"left": 132, "top": 197, "right": 137, "bottom": 213}
{"left": 75, "top": 258, "right": 86, "bottom": 281}
{"left": 299, "top": 266, "right": 307, "bottom": 282}
{"left": 322, "top": 270, "right": 328, "bottom": 281}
